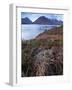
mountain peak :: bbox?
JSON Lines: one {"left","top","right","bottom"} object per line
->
{"left": 38, "top": 16, "right": 48, "bottom": 19}
{"left": 21, "top": 17, "right": 32, "bottom": 24}
{"left": 21, "top": 16, "right": 63, "bottom": 25}
{"left": 33, "top": 16, "right": 63, "bottom": 25}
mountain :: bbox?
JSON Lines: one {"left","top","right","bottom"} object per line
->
{"left": 33, "top": 16, "right": 63, "bottom": 25}
{"left": 21, "top": 16, "right": 63, "bottom": 25}
{"left": 36, "top": 25, "right": 63, "bottom": 40}
{"left": 21, "top": 17, "right": 32, "bottom": 24}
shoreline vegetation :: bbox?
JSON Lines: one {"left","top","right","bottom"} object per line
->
{"left": 21, "top": 25, "right": 63, "bottom": 77}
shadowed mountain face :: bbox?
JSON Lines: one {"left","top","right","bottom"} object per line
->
{"left": 21, "top": 17, "right": 32, "bottom": 24}
{"left": 21, "top": 16, "right": 63, "bottom": 25}
{"left": 33, "top": 16, "right": 63, "bottom": 25}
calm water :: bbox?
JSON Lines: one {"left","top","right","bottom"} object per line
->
{"left": 21, "top": 24, "right": 60, "bottom": 40}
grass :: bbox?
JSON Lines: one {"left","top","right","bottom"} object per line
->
{"left": 21, "top": 39, "right": 63, "bottom": 77}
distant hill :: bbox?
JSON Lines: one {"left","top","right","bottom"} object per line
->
{"left": 33, "top": 16, "right": 63, "bottom": 25}
{"left": 21, "top": 16, "right": 63, "bottom": 25}
{"left": 21, "top": 17, "right": 32, "bottom": 24}
{"left": 36, "top": 25, "right": 63, "bottom": 40}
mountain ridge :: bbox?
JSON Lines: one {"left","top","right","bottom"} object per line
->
{"left": 33, "top": 16, "right": 63, "bottom": 25}
{"left": 21, "top": 16, "right": 63, "bottom": 25}
{"left": 21, "top": 17, "right": 32, "bottom": 24}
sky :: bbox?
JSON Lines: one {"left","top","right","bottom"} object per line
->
{"left": 21, "top": 12, "right": 63, "bottom": 22}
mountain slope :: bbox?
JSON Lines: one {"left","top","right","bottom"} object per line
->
{"left": 21, "top": 17, "right": 32, "bottom": 24}
{"left": 36, "top": 26, "right": 63, "bottom": 40}
{"left": 33, "top": 16, "right": 63, "bottom": 25}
